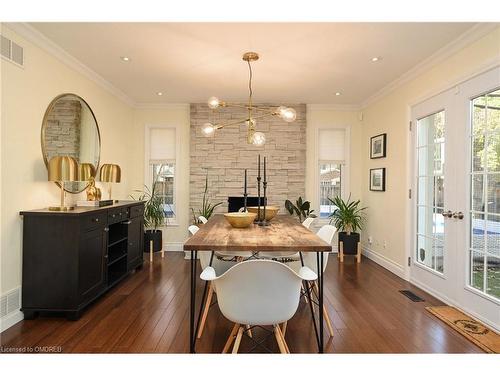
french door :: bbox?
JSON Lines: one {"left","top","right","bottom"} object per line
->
{"left": 411, "top": 67, "right": 500, "bottom": 330}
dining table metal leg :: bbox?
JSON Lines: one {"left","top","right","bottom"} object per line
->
{"left": 317, "top": 251, "right": 324, "bottom": 353}
{"left": 189, "top": 250, "right": 198, "bottom": 353}
{"left": 300, "top": 252, "right": 320, "bottom": 350}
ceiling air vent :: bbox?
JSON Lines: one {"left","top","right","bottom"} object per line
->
{"left": 0, "top": 34, "right": 24, "bottom": 67}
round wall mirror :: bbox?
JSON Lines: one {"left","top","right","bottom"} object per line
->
{"left": 41, "top": 93, "right": 101, "bottom": 193}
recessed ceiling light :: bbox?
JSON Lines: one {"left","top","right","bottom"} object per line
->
{"left": 335, "top": 92, "right": 342, "bottom": 96}
{"left": 120, "top": 56, "right": 131, "bottom": 62}
{"left": 371, "top": 57, "right": 381, "bottom": 62}
{"left": 157, "top": 92, "right": 163, "bottom": 96}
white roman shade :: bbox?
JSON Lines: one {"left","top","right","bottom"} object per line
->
{"left": 318, "top": 129, "right": 346, "bottom": 163}
{"left": 150, "top": 128, "right": 176, "bottom": 161}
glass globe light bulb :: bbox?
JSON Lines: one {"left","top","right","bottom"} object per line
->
{"left": 207, "top": 96, "right": 220, "bottom": 109}
{"left": 282, "top": 107, "right": 297, "bottom": 122}
{"left": 201, "top": 122, "right": 215, "bottom": 137}
{"left": 277, "top": 106, "right": 287, "bottom": 118}
{"left": 251, "top": 132, "right": 266, "bottom": 146}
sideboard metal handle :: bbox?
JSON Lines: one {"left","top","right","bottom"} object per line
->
{"left": 104, "top": 227, "right": 109, "bottom": 232}
{"left": 122, "top": 220, "right": 132, "bottom": 225}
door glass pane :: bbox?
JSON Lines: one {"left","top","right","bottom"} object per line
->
{"left": 319, "top": 162, "right": 341, "bottom": 218}
{"left": 486, "top": 256, "right": 500, "bottom": 299}
{"left": 470, "top": 251, "right": 485, "bottom": 292}
{"left": 469, "top": 88, "right": 500, "bottom": 300}
{"left": 416, "top": 110, "right": 445, "bottom": 273}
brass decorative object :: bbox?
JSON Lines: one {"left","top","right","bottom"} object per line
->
{"left": 202, "top": 52, "right": 297, "bottom": 146}
{"left": 100, "top": 164, "right": 121, "bottom": 200}
{"left": 79, "top": 163, "right": 101, "bottom": 201}
{"left": 41, "top": 93, "right": 101, "bottom": 194}
{"left": 47, "top": 156, "right": 78, "bottom": 211}
{"left": 223, "top": 212, "right": 257, "bottom": 228}
{"left": 85, "top": 177, "right": 101, "bottom": 201}
{"left": 247, "top": 206, "right": 279, "bottom": 222}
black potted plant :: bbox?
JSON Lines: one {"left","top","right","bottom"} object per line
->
{"left": 328, "top": 195, "right": 366, "bottom": 256}
{"left": 131, "top": 166, "right": 167, "bottom": 253}
{"left": 285, "top": 196, "right": 317, "bottom": 222}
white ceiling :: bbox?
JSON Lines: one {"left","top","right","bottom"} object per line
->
{"left": 30, "top": 22, "right": 477, "bottom": 106}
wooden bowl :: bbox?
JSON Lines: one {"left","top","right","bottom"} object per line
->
{"left": 246, "top": 206, "right": 280, "bottom": 221}
{"left": 224, "top": 212, "right": 257, "bottom": 228}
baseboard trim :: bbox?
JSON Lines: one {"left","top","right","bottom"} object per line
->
{"left": 361, "top": 246, "right": 406, "bottom": 279}
{"left": 0, "top": 310, "right": 23, "bottom": 332}
{"left": 410, "top": 277, "right": 500, "bottom": 334}
{"left": 163, "top": 242, "right": 184, "bottom": 252}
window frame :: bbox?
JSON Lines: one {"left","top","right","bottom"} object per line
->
{"left": 144, "top": 124, "right": 179, "bottom": 226}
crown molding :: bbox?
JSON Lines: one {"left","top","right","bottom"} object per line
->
{"left": 306, "top": 103, "right": 361, "bottom": 111}
{"left": 361, "top": 23, "right": 499, "bottom": 109}
{"left": 4, "top": 22, "right": 137, "bottom": 108}
{"left": 134, "top": 102, "right": 190, "bottom": 110}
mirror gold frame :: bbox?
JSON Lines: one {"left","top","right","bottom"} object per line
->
{"left": 41, "top": 93, "right": 101, "bottom": 194}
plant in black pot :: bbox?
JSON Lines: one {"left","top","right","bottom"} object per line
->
{"left": 328, "top": 195, "right": 366, "bottom": 261}
{"left": 131, "top": 166, "right": 169, "bottom": 253}
{"left": 191, "top": 173, "right": 223, "bottom": 225}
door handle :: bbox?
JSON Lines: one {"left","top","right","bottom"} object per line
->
{"left": 453, "top": 211, "right": 464, "bottom": 220}
{"left": 442, "top": 210, "right": 453, "bottom": 218}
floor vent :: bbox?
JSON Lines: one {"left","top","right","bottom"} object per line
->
{"left": 399, "top": 290, "right": 425, "bottom": 302}
{"left": 0, "top": 288, "right": 21, "bottom": 318}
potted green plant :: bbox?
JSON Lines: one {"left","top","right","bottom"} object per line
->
{"left": 328, "top": 195, "right": 366, "bottom": 255}
{"left": 191, "top": 173, "right": 223, "bottom": 224}
{"left": 285, "top": 196, "right": 317, "bottom": 222}
{"left": 131, "top": 166, "right": 168, "bottom": 253}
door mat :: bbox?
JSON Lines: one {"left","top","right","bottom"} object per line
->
{"left": 426, "top": 306, "right": 500, "bottom": 353}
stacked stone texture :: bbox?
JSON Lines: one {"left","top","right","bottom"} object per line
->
{"left": 190, "top": 103, "right": 306, "bottom": 218}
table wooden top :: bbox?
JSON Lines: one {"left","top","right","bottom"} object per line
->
{"left": 184, "top": 214, "right": 332, "bottom": 252}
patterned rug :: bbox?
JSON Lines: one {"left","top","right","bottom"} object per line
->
{"left": 426, "top": 306, "right": 500, "bottom": 353}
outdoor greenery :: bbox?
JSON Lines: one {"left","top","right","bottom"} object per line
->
{"left": 285, "top": 197, "right": 316, "bottom": 222}
{"left": 191, "top": 173, "right": 223, "bottom": 224}
{"left": 328, "top": 195, "right": 366, "bottom": 234}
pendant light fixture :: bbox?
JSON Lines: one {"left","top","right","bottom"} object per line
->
{"left": 202, "top": 52, "right": 297, "bottom": 146}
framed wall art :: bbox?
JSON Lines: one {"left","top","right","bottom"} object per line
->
{"left": 370, "top": 133, "right": 387, "bottom": 159}
{"left": 370, "top": 168, "right": 386, "bottom": 191}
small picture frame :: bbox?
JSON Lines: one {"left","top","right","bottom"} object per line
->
{"left": 370, "top": 168, "right": 386, "bottom": 191}
{"left": 370, "top": 133, "right": 387, "bottom": 159}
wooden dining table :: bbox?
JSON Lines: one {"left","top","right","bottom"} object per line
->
{"left": 183, "top": 214, "right": 332, "bottom": 353}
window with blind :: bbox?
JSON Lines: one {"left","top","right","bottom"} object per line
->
{"left": 148, "top": 127, "right": 176, "bottom": 222}
{"left": 318, "top": 129, "right": 346, "bottom": 218}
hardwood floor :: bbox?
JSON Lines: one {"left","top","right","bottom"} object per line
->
{"left": 0, "top": 252, "right": 483, "bottom": 353}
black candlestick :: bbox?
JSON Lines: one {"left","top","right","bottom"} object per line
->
{"left": 259, "top": 157, "right": 269, "bottom": 226}
{"left": 257, "top": 155, "right": 261, "bottom": 224}
{"left": 243, "top": 169, "right": 248, "bottom": 212}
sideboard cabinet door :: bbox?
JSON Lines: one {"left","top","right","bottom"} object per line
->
{"left": 79, "top": 227, "right": 107, "bottom": 304}
{"left": 127, "top": 216, "right": 144, "bottom": 270}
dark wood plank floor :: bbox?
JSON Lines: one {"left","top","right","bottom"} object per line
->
{"left": 0, "top": 253, "right": 483, "bottom": 353}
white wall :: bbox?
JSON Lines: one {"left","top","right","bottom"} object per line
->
{"left": 1, "top": 25, "right": 135, "bottom": 299}
{"left": 131, "top": 106, "right": 191, "bottom": 248}
{"left": 360, "top": 26, "right": 500, "bottom": 271}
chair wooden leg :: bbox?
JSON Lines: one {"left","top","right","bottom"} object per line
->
{"left": 246, "top": 325, "right": 253, "bottom": 338}
{"left": 232, "top": 326, "right": 244, "bottom": 354}
{"left": 276, "top": 324, "right": 290, "bottom": 353}
{"left": 356, "top": 242, "right": 361, "bottom": 263}
{"left": 340, "top": 241, "right": 344, "bottom": 263}
{"left": 197, "top": 282, "right": 213, "bottom": 339}
{"left": 301, "top": 286, "right": 309, "bottom": 304}
{"left": 274, "top": 325, "right": 288, "bottom": 354}
{"left": 222, "top": 324, "right": 240, "bottom": 353}
{"left": 282, "top": 321, "right": 287, "bottom": 337}
{"left": 313, "top": 282, "right": 334, "bottom": 337}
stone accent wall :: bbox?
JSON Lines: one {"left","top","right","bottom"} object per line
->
{"left": 44, "top": 99, "right": 82, "bottom": 161}
{"left": 190, "top": 103, "right": 306, "bottom": 218}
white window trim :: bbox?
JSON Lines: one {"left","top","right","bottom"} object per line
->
{"left": 144, "top": 124, "right": 180, "bottom": 226}
{"left": 315, "top": 125, "right": 351, "bottom": 225}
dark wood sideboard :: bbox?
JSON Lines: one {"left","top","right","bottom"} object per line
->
{"left": 19, "top": 201, "right": 145, "bottom": 320}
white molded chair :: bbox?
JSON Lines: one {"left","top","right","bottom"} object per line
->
{"left": 287, "top": 224, "right": 337, "bottom": 337}
{"left": 188, "top": 225, "right": 237, "bottom": 338}
{"left": 259, "top": 217, "right": 316, "bottom": 260}
{"left": 201, "top": 259, "right": 317, "bottom": 353}
{"left": 198, "top": 215, "right": 208, "bottom": 224}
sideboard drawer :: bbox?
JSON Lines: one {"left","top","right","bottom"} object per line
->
{"left": 108, "top": 208, "right": 126, "bottom": 225}
{"left": 130, "top": 204, "right": 144, "bottom": 218}
{"left": 83, "top": 212, "right": 107, "bottom": 232}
